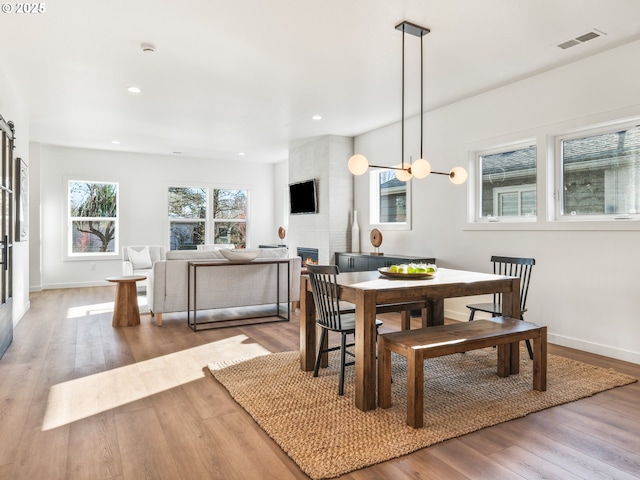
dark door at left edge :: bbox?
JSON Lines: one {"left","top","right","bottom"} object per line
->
{"left": 0, "top": 115, "right": 14, "bottom": 359}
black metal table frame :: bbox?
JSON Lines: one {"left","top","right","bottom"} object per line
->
{"left": 187, "top": 259, "right": 290, "bottom": 331}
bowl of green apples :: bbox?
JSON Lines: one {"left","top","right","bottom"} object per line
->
{"left": 378, "top": 262, "right": 437, "bottom": 279}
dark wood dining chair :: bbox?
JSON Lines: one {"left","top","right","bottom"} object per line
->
{"left": 466, "top": 256, "right": 536, "bottom": 359}
{"left": 306, "top": 264, "right": 383, "bottom": 395}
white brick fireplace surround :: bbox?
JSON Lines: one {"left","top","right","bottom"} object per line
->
{"left": 287, "top": 135, "right": 354, "bottom": 265}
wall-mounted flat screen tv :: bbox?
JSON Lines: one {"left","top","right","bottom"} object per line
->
{"left": 289, "top": 179, "right": 318, "bottom": 214}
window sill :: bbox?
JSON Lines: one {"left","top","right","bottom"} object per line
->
{"left": 370, "top": 222, "right": 411, "bottom": 231}
{"left": 65, "top": 253, "right": 120, "bottom": 262}
{"left": 465, "top": 218, "right": 640, "bottom": 231}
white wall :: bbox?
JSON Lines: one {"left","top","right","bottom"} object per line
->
{"left": 273, "top": 159, "right": 289, "bottom": 237}
{"left": 353, "top": 39, "right": 640, "bottom": 364}
{"left": 0, "top": 68, "right": 30, "bottom": 326}
{"left": 34, "top": 144, "right": 278, "bottom": 290}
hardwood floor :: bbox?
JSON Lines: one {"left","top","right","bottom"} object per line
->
{"left": 0, "top": 287, "right": 638, "bottom": 480}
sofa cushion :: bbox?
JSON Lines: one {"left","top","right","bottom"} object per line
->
{"left": 128, "top": 246, "right": 153, "bottom": 269}
{"left": 197, "top": 244, "right": 235, "bottom": 251}
{"left": 166, "top": 250, "right": 226, "bottom": 261}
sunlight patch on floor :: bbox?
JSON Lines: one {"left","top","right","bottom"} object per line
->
{"left": 66, "top": 295, "right": 150, "bottom": 318}
{"left": 66, "top": 301, "right": 115, "bottom": 318}
{"left": 41, "top": 334, "right": 271, "bottom": 431}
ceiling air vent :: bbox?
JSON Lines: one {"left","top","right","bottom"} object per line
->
{"left": 556, "top": 29, "right": 605, "bottom": 50}
{"left": 558, "top": 39, "right": 580, "bottom": 50}
{"left": 575, "top": 31, "right": 601, "bottom": 43}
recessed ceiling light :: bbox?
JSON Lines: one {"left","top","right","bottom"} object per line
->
{"left": 111, "top": 140, "right": 120, "bottom": 145}
{"left": 312, "top": 115, "right": 322, "bottom": 120}
{"left": 127, "top": 86, "right": 142, "bottom": 94}
{"left": 238, "top": 152, "right": 245, "bottom": 156}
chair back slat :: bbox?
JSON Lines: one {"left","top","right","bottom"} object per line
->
{"left": 306, "top": 264, "right": 345, "bottom": 330}
{"left": 490, "top": 255, "right": 535, "bottom": 316}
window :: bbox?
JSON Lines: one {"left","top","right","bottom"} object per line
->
{"left": 369, "top": 169, "right": 411, "bottom": 229}
{"left": 68, "top": 180, "right": 118, "bottom": 255}
{"left": 493, "top": 185, "right": 536, "bottom": 217}
{"left": 212, "top": 189, "right": 247, "bottom": 248}
{"left": 558, "top": 124, "right": 640, "bottom": 218}
{"left": 477, "top": 144, "right": 537, "bottom": 220}
{"left": 168, "top": 186, "right": 248, "bottom": 249}
{"left": 168, "top": 187, "right": 206, "bottom": 250}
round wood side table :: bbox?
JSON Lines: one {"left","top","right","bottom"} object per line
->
{"left": 106, "top": 275, "right": 147, "bottom": 327}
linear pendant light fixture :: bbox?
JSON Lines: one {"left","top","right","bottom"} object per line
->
{"left": 348, "top": 21, "right": 467, "bottom": 185}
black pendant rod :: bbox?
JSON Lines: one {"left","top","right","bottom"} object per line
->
{"left": 401, "top": 27, "right": 406, "bottom": 171}
{"left": 420, "top": 29, "right": 423, "bottom": 161}
{"left": 394, "top": 21, "right": 430, "bottom": 173}
{"left": 363, "top": 166, "right": 450, "bottom": 175}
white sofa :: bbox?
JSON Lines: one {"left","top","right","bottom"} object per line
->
{"left": 196, "top": 244, "right": 235, "bottom": 251}
{"left": 147, "top": 247, "right": 301, "bottom": 326}
{"left": 122, "top": 245, "right": 167, "bottom": 291}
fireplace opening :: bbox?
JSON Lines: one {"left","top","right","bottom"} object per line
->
{"left": 297, "top": 247, "right": 318, "bottom": 267}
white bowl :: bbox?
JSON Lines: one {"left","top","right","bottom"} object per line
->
{"left": 220, "top": 248, "right": 261, "bottom": 262}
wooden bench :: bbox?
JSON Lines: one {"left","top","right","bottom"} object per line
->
{"left": 312, "top": 301, "right": 429, "bottom": 370}
{"left": 377, "top": 317, "right": 547, "bottom": 428}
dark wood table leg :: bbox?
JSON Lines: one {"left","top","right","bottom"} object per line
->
{"left": 533, "top": 327, "right": 547, "bottom": 391}
{"left": 503, "top": 278, "right": 521, "bottom": 374}
{"left": 425, "top": 299, "right": 445, "bottom": 326}
{"left": 299, "top": 276, "right": 316, "bottom": 371}
{"left": 355, "top": 289, "right": 377, "bottom": 411}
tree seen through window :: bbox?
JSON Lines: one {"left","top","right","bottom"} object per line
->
{"left": 69, "top": 181, "right": 118, "bottom": 254}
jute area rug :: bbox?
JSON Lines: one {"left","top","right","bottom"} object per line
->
{"left": 208, "top": 347, "right": 636, "bottom": 480}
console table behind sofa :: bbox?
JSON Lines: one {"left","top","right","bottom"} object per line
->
{"left": 187, "top": 258, "right": 291, "bottom": 331}
{"left": 148, "top": 248, "right": 301, "bottom": 327}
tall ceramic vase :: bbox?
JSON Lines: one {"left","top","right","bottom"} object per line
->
{"left": 351, "top": 210, "right": 360, "bottom": 253}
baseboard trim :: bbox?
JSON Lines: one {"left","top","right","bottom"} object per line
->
{"left": 445, "top": 308, "right": 639, "bottom": 365}
{"left": 42, "top": 281, "right": 111, "bottom": 290}
{"left": 14, "top": 300, "right": 31, "bottom": 328}
{"left": 547, "top": 333, "right": 640, "bottom": 365}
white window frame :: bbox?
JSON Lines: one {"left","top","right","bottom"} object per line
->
{"left": 168, "top": 185, "right": 208, "bottom": 250}
{"left": 66, "top": 179, "right": 119, "bottom": 260}
{"left": 211, "top": 188, "right": 249, "bottom": 248}
{"left": 167, "top": 185, "right": 250, "bottom": 250}
{"left": 493, "top": 184, "right": 537, "bottom": 217}
{"left": 465, "top": 108, "right": 640, "bottom": 231}
{"left": 369, "top": 168, "right": 412, "bottom": 231}
{"left": 553, "top": 120, "right": 640, "bottom": 223}
{"left": 473, "top": 140, "right": 537, "bottom": 224}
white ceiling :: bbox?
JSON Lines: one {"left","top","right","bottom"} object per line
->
{"left": 2, "top": 0, "right": 640, "bottom": 164}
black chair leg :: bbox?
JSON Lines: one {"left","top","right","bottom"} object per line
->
{"left": 338, "top": 333, "right": 347, "bottom": 395}
{"left": 313, "top": 328, "right": 328, "bottom": 378}
{"left": 525, "top": 339, "right": 533, "bottom": 360}
{"left": 314, "top": 326, "right": 382, "bottom": 395}
{"left": 468, "top": 309, "right": 476, "bottom": 321}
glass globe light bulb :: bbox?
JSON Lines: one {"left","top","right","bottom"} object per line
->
{"left": 449, "top": 166, "right": 468, "bottom": 185}
{"left": 348, "top": 154, "right": 369, "bottom": 175}
{"left": 395, "top": 164, "right": 413, "bottom": 182}
{"left": 411, "top": 158, "right": 431, "bottom": 179}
